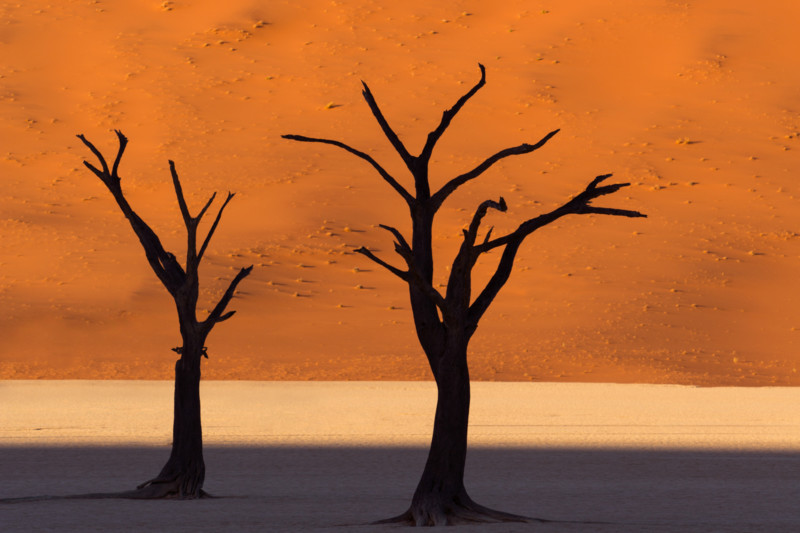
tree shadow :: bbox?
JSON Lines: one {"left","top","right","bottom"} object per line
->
{"left": 2, "top": 445, "right": 800, "bottom": 531}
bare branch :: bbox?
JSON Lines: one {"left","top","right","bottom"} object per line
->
{"left": 196, "top": 192, "right": 217, "bottom": 223}
{"left": 483, "top": 226, "right": 494, "bottom": 246}
{"left": 76, "top": 134, "right": 110, "bottom": 176}
{"left": 169, "top": 160, "right": 218, "bottom": 228}
{"left": 80, "top": 160, "right": 106, "bottom": 181}
{"left": 203, "top": 265, "right": 253, "bottom": 332}
{"left": 77, "top": 132, "right": 184, "bottom": 291}
{"left": 445, "top": 197, "right": 507, "bottom": 309}
{"left": 468, "top": 239, "right": 521, "bottom": 325}
{"left": 378, "top": 224, "right": 412, "bottom": 262}
{"left": 361, "top": 81, "right": 415, "bottom": 172}
{"left": 475, "top": 174, "right": 646, "bottom": 256}
{"left": 77, "top": 134, "right": 117, "bottom": 189}
{"left": 474, "top": 212, "right": 557, "bottom": 255}
{"left": 586, "top": 173, "right": 611, "bottom": 190}
{"left": 468, "top": 174, "right": 645, "bottom": 323}
{"left": 355, "top": 245, "right": 447, "bottom": 312}
{"left": 378, "top": 224, "right": 410, "bottom": 250}
{"left": 355, "top": 246, "right": 410, "bottom": 281}
{"left": 430, "top": 128, "right": 560, "bottom": 211}
{"left": 560, "top": 174, "right": 646, "bottom": 218}
{"left": 582, "top": 206, "right": 645, "bottom": 217}
{"left": 198, "top": 192, "right": 234, "bottom": 263}
{"left": 169, "top": 160, "right": 193, "bottom": 227}
{"left": 419, "top": 64, "right": 486, "bottom": 164}
{"left": 111, "top": 130, "right": 127, "bottom": 179}
{"left": 282, "top": 134, "right": 414, "bottom": 206}
{"left": 464, "top": 197, "right": 507, "bottom": 248}
{"left": 217, "top": 310, "right": 236, "bottom": 322}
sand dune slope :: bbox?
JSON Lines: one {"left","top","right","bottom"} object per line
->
{"left": 1, "top": 1, "right": 799, "bottom": 383}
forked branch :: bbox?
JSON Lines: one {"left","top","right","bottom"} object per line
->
{"left": 77, "top": 131, "right": 184, "bottom": 291}
{"left": 168, "top": 159, "right": 234, "bottom": 271}
{"left": 77, "top": 130, "right": 127, "bottom": 189}
{"left": 476, "top": 174, "right": 645, "bottom": 256}
{"left": 468, "top": 174, "right": 645, "bottom": 323}
{"left": 110, "top": 130, "right": 127, "bottom": 181}
{"left": 355, "top": 241, "right": 447, "bottom": 312}
{"left": 378, "top": 224, "right": 413, "bottom": 262}
{"left": 463, "top": 197, "right": 507, "bottom": 248}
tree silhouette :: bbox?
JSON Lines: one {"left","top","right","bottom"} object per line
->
{"left": 77, "top": 131, "right": 252, "bottom": 499}
{"left": 284, "top": 65, "right": 645, "bottom": 525}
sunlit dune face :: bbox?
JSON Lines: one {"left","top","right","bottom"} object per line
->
{"left": 1, "top": 0, "right": 799, "bottom": 385}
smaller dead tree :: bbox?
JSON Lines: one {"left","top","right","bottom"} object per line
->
{"left": 77, "top": 131, "right": 252, "bottom": 499}
{"left": 284, "top": 65, "right": 645, "bottom": 525}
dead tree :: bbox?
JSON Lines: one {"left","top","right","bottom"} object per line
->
{"left": 284, "top": 65, "right": 645, "bottom": 525}
{"left": 77, "top": 131, "right": 252, "bottom": 499}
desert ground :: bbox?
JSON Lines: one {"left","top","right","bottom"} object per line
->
{"left": 3, "top": 381, "right": 800, "bottom": 532}
{"left": 1, "top": 0, "right": 799, "bottom": 383}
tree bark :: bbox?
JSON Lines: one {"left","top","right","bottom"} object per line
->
{"left": 410, "top": 341, "right": 471, "bottom": 525}
{"left": 134, "top": 342, "right": 206, "bottom": 499}
{"left": 379, "top": 334, "right": 529, "bottom": 526}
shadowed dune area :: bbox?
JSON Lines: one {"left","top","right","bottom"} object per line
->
{"left": 4, "top": 381, "right": 800, "bottom": 531}
{"left": 1, "top": 0, "right": 800, "bottom": 384}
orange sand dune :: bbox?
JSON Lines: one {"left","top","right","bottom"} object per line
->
{"left": 1, "top": 1, "right": 799, "bottom": 384}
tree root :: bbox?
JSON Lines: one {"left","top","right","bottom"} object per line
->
{"left": 374, "top": 494, "right": 623, "bottom": 527}
{"left": 375, "top": 494, "right": 544, "bottom": 527}
{"left": 131, "top": 472, "right": 208, "bottom": 499}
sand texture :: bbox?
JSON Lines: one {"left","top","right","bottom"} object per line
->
{"left": 1, "top": 0, "right": 800, "bottom": 384}
{"left": 3, "top": 381, "right": 800, "bottom": 531}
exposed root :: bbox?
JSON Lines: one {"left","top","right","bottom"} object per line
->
{"left": 127, "top": 472, "right": 208, "bottom": 499}
{"left": 375, "top": 494, "right": 543, "bottom": 527}
{"left": 374, "top": 496, "right": 622, "bottom": 527}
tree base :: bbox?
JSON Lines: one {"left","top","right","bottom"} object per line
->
{"left": 376, "top": 494, "right": 543, "bottom": 527}
{"left": 127, "top": 471, "right": 208, "bottom": 499}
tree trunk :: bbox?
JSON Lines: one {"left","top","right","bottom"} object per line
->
{"left": 410, "top": 344, "right": 471, "bottom": 525}
{"left": 377, "top": 336, "right": 528, "bottom": 526}
{"left": 134, "top": 344, "right": 206, "bottom": 499}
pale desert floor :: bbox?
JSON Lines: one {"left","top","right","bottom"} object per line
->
{"left": 4, "top": 381, "right": 800, "bottom": 532}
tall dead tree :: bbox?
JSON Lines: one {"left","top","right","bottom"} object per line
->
{"left": 78, "top": 131, "right": 252, "bottom": 499}
{"left": 284, "top": 65, "right": 645, "bottom": 525}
